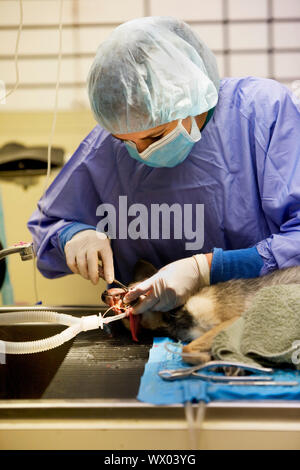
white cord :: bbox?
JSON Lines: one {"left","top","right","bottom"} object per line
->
{"left": 34, "top": 0, "right": 64, "bottom": 302}
{"left": 0, "top": 0, "right": 63, "bottom": 303}
{"left": 39, "top": 0, "right": 64, "bottom": 206}
{"left": 2, "top": 0, "right": 23, "bottom": 101}
{"left": 32, "top": 255, "right": 39, "bottom": 304}
{"left": 1, "top": 0, "right": 38, "bottom": 304}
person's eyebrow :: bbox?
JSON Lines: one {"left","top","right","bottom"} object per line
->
{"left": 113, "top": 126, "right": 167, "bottom": 141}
{"left": 140, "top": 129, "right": 165, "bottom": 140}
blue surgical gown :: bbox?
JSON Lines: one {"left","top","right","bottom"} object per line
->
{"left": 28, "top": 77, "right": 300, "bottom": 285}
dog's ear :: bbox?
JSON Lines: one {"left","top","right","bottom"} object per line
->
{"left": 132, "top": 259, "right": 157, "bottom": 282}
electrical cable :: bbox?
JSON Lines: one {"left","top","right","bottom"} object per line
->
{"left": 34, "top": 0, "right": 64, "bottom": 302}
{"left": 2, "top": 0, "right": 23, "bottom": 101}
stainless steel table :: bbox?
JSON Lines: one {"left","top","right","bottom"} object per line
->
{"left": 0, "top": 306, "right": 300, "bottom": 450}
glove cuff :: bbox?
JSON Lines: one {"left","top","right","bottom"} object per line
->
{"left": 193, "top": 254, "right": 211, "bottom": 286}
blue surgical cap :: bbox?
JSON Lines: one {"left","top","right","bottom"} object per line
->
{"left": 87, "top": 16, "right": 220, "bottom": 134}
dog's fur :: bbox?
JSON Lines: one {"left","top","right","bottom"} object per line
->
{"left": 103, "top": 260, "right": 300, "bottom": 364}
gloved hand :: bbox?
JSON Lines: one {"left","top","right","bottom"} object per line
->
{"left": 64, "top": 230, "right": 114, "bottom": 285}
{"left": 123, "top": 254, "right": 210, "bottom": 313}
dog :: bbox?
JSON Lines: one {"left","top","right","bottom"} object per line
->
{"left": 102, "top": 260, "right": 300, "bottom": 364}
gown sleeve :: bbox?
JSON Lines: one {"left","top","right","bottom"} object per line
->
{"left": 253, "top": 80, "right": 300, "bottom": 274}
{"left": 27, "top": 126, "right": 110, "bottom": 279}
{"left": 210, "top": 79, "right": 300, "bottom": 282}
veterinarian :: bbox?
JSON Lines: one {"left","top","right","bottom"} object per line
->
{"left": 28, "top": 17, "right": 300, "bottom": 314}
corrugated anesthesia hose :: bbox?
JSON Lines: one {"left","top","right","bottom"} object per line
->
{"left": 0, "top": 310, "right": 127, "bottom": 355}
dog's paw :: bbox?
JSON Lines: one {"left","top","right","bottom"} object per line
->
{"left": 181, "top": 345, "right": 211, "bottom": 365}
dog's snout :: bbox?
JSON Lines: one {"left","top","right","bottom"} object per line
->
{"left": 102, "top": 290, "right": 115, "bottom": 306}
{"left": 101, "top": 290, "right": 108, "bottom": 304}
{"left": 101, "top": 287, "right": 126, "bottom": 306}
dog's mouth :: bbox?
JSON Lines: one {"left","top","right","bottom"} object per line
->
{"left": 101, "top": 287, "right": 140, "bottom": 342}
{"left": 101, "top": 287, "right": 127, "bottom": 309}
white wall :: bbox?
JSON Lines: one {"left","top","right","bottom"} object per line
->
{"left": 0, "top": 0, "right": 299, "bottom": 305}
{"left": 1, "top": 0, "right": 300, "bottom": 111}
{"left": 0, "top": 110, "right": 106, "bottom": 306}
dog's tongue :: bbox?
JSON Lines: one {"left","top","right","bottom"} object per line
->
{"left": 129, "top": 311, "right": 140, "bottom": 342}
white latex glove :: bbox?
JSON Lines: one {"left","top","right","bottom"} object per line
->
{"left": 64, "top": 230, "right": 114, "bottom": 285}
{"left": 123, "top": 254, "right": 210, "bottom": 313}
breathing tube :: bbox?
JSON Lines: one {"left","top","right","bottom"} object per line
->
{"left": 0, "top": 310, "right": 127, "bottom": 355}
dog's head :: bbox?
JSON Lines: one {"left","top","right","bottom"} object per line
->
{"left": 101, "top": 260, "right": 195, "bottom": 340}
{"left": 101, "top": 260, "right": 168, "bottom": 332}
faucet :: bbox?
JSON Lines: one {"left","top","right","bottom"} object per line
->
{"left": 0, "top": 242, "right": 35, "bottom": 261}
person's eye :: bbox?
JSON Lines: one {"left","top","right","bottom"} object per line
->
{"left": 151, "top": 134, "right": 163, "bottom": 141}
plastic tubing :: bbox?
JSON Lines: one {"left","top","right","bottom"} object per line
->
{"left": 0, "top": 310, "right": 103, "bottom": 355}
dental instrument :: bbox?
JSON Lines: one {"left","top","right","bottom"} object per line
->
{"left": 112, "top": 279, "right": 129, "bottom": 291}
{"left": 158, "top": 360, "right": 299, "bottom": 386}
{"left": 158, "top": 360, "right": 274, "bottom": 382}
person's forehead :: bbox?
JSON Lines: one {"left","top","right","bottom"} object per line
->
{"left": 113, "top": 120, "right": 176, "bottom": 140}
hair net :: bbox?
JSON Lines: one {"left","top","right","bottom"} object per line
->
{"left": 87, "top": 16, "right": 220, "bottom": 134}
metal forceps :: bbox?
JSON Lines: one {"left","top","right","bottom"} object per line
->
{"left": 112, "top": 279, "right": 129, "bottom": 291}
{"left": 98, "top": 259, "right": 129, "bottom": 291}
{"left": 159, "top": 360, "right": 275, "bottom": 383}
{"left": 97, "top": 259, "right": 141, "bottom": 306}
{"left": 111, "top": 279, "right": 142, "bottom": 308}
{"left": 158, "top": 360, "right": 299, "bottom": 386}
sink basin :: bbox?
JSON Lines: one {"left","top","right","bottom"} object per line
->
{"left": 0, "top": 306, "right": 152, "bottom": 399}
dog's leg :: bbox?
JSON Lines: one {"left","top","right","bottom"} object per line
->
{"left": 182, "top": 316, "right": 240, "bottom": 364}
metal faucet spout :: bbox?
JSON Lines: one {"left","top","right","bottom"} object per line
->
{"left": 0, "top": 242, "right": 35, "bottom": 261}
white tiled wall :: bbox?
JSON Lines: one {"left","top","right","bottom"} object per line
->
{"left": 228, "top": 0, "right": 268, "bottom": 19}
{"left": 273, "top": 0, "right": 300, "bottom": 18}
{"left": 150, "top": 0, "right": 224, "bottom": 21}
{"left": 0, "top": 26, "right": 115, "bottom": 55}
{"left": 0, "top": 0, "right": 144, "bottom": 25}
{"left": 230, "top": 53, "right": 269, "bottom": 77}
{"left": 228, "top": 24, "right": 268, "bottom": 50}
{"left": 2, "top": 57, "right": 92, "bottom": 84}
{"left": 275, "top": 52, "right": 300, "bottom": 78}
{"left": 192, "top": 24, "right": 223, "bottom": 51}
{"left": 273, "top": 22, "right": 300, "bottom": 48}
{"left": 0, "top": 0, "right": 299, "bottom": 111}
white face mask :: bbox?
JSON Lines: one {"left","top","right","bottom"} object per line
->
{"left": 125, "top": 117, "right": 201, "bottom": 168}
